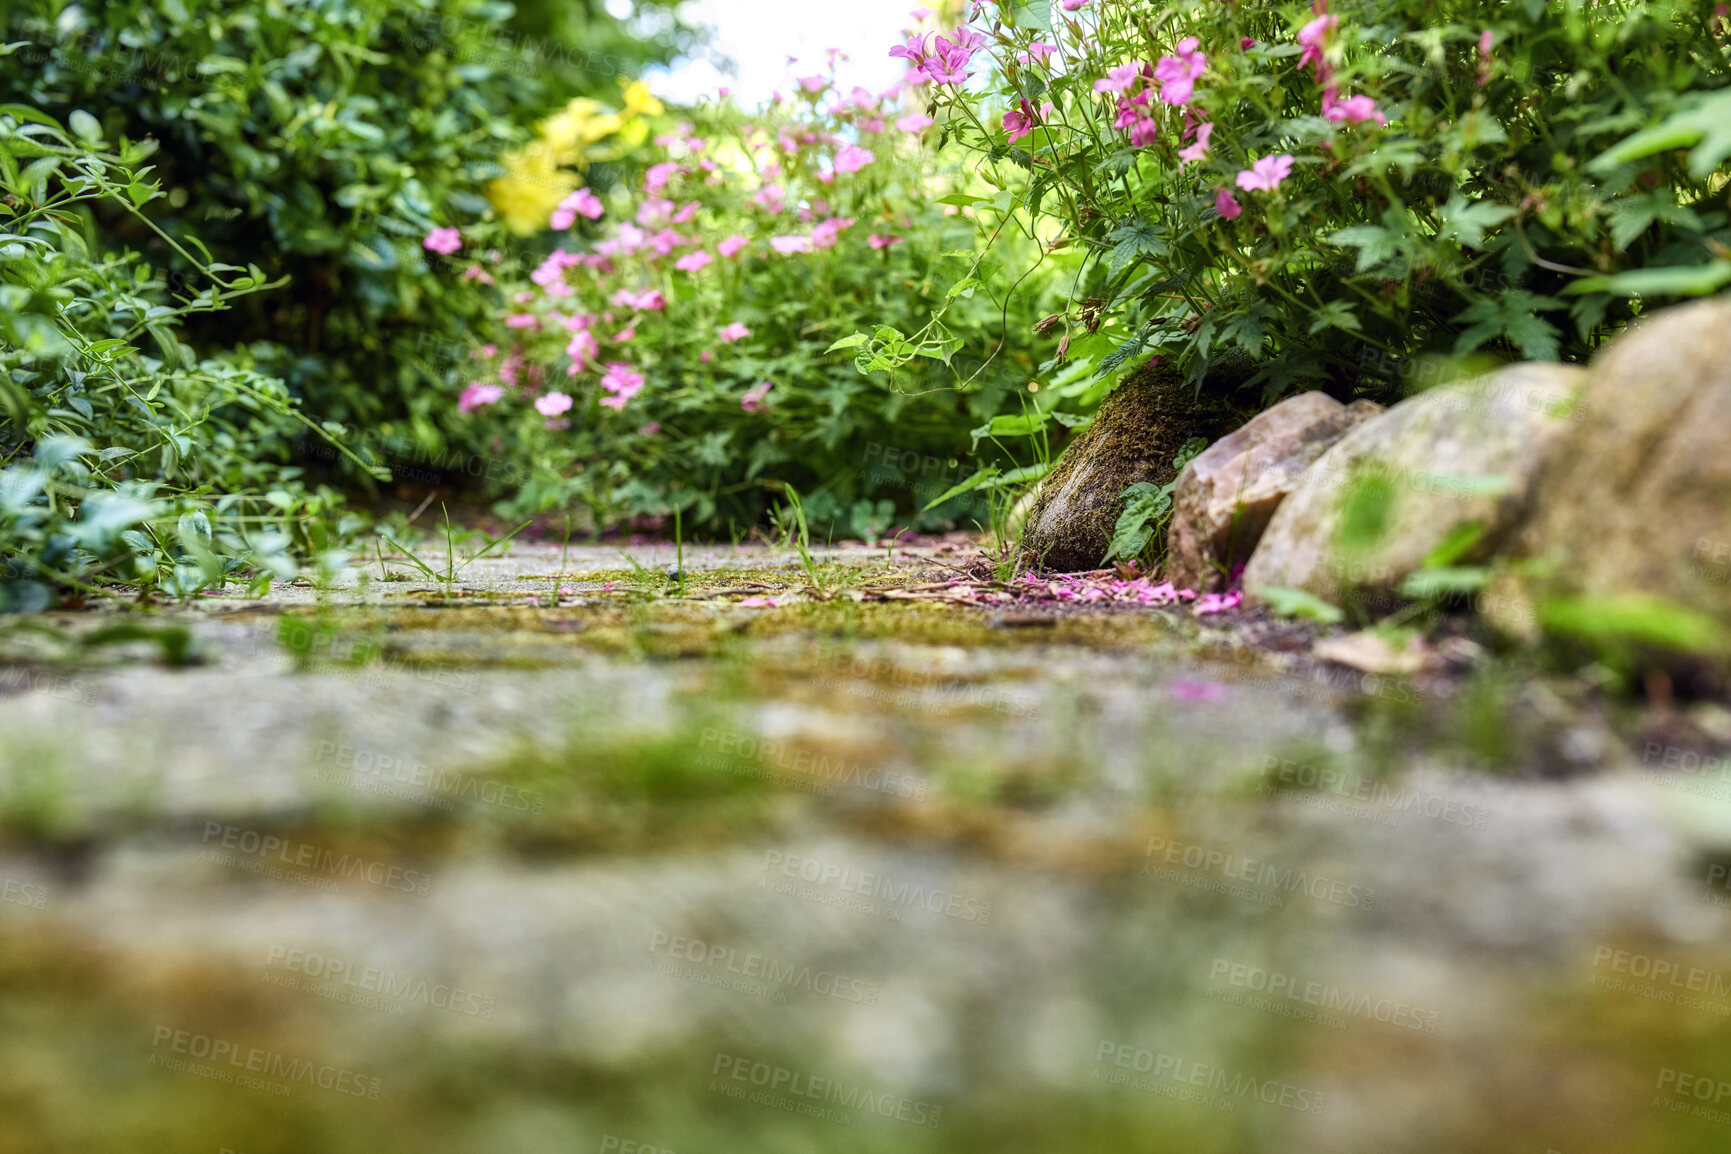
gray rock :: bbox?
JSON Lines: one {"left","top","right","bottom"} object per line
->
{"left": 1243, "top": 363, "right": 1586, "bottom": 612}
{"left": 1165, "top": 392, "right": 1383, "bottom": 592}
{"left": 1484, "top": 298, "right": 1731, "bottom": 654}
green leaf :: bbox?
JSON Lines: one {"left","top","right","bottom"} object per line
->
{"left": 1566, "top": 262, "right": 1731, "bottom": 299}
{"left": 1436, "top": 194, "right": 1515, "bottom": 250}
{"left": 1398, "top": 567, "right": 1490, "bottom": 598}
{"left": 1103, "top": 481, "right": 1171, "bottom": 563}
{"left": 923, "top": 467, "right": 999, "bottom": 510}
{"left": 1255, "top": 586, "right": 1345, "bottom": 625}
{"left": 1329, "top": 225, "right": 1399, "bottom": 272}
{"left": 825, "top": 333, "right": 869, "bottom": 353}
{"left": 67, "top": 110, "right": 103, "bottom": 144}
{"left": 1540, "top": 594, "right": 1730, "bottom": 656}
{"left": 1589, "top": 88, "right": 1731, "bottom": 179}
{"left": 1104, "top": 218, "right": 1165, "bottom": 278}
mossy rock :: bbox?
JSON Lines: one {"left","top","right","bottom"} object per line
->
{"left": 1020, "top": 359, "right": 1245, "bottom": 572}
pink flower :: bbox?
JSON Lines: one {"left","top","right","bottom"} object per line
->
{"left": 531, "top": 249, "right": 582, "bottom": 297}
{"left": 1154, "top": 36, "right": 1207, "bottom": 106}
{"left": 718, "top": 234, "right": 751, "bottom": 258}
{"left": 869, "top": 234, "right": 905, "bottom": 250}
{"left": 458, "top": 382, "right": 504, "bottom": 413}
{"left": 1060, "top": 0, "right": 1087, "bottom": 9}
{"left": 1215, "top": 187, "right": 1242, "bottom": 219}
{"left": 599, "top": 362, "right": 645, "bottom": 411}
{"left": 1477, "top": 29, "right": 1495, "bottom": 85}
{"left": 834, "top": 144, "right": 875, "bottom": 174}
{"left": 645, "top": 162, "right": 680, "bottom": 193}
{"left": 638, "top": 422, "right": 661, "bottom": 435}
{"left": 422, "top": 227, "right": 461, "bottom": 255}
{"left": 1004, "top": 102, "right": 1036, "bottom": 144}
{"left": 771, "top": 234, "right": 814, "bottom": 254}
{"left": 614, "top": 326, "right": 636, "bottom": 343}
{"left": 740, "top": 381, "right": 774, "bottom": 413}
{"left": 897, "top": 111, "right": 934, "bottom": 132}
{"left": 535, "top": 392, "right": 574, "bottom": 417}
{"left": 1169, "top": 679, "right": 1229, "bottom": 702}
{"left": 1019, "top": 41, "right": 1058, "bottom": 64}
{"left": 699, "top": 350, "right": 712, "bottom": 363}
{"left": 674, "top": 250, "right": 713, "bottom": 272}
{"left": 672, "top": 200, "right": 701, "bottom": 224}
{"left": 505, "top": 313, "right": 538, "bottom": 329}
{"left": 462, "top": 265, "right": 493, "bottom": 284}
{"left": 1177, "top": 120, "right": 1212, "bottom": 163}
{"left": 1321, "top": 87, "right": 1387, "bottom": 125}
{"left": 476, "top": 344, "right": 498, "bottom": 357}
{"left": 565, "top": 329, "right": 599, "bottom": 370}
{"left": 811, "top": 217, "right": 855, "bottom": 248}
{"left": 1241, "top": 37, "right": 1256, "bottom": 49}
{"left": 1093, "top": 62, "right": 1142, "bottom": 94}
{"left": 611, "top": 288, "right": 668, "bottom": 311}
{"left": 1235, "top": 154, "right": 1294, "bottom": 192}
{"left": 923, "top": 29, "right": 982, "bottom": 84}
{"left": 797, "top": 75, "right": 828, "bottom": 94}
{"left": 1297, "top": 14, "right": 1338, "bottom": 78}
{"left": 1193, "top": 590, "right": 1242, "bottom": 615}
{"left": 718, "top": 322, "right": 751, "bottom": 342}
{"left": 736, "top": 596, "right": 781, "bottom": 608}
{"left": 753, "top": 184, "right": 786, "bottom": 213}
{"left": 550, "top": 188, "right": 604, "bottom": 229}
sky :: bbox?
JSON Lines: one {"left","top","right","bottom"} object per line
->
{"left": 631, "top": 0, "right": 924, "bottom": 107}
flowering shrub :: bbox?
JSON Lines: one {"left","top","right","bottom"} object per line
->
{"left": 457, "top": 71, "right": 1057, "bottom": 536}
{"left": 869, "top": 0, "right": 1731, "bottom": 407}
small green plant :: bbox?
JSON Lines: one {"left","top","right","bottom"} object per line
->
{"left": 375, "top": 505, "right": 529, "bottom": 599}
{"left": 1102, "top": 438, "right": 1207, "bottom": 569}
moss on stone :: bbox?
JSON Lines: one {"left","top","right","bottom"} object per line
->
{"left": 1020, "top": 359, "right": 1245, "bottom": 572}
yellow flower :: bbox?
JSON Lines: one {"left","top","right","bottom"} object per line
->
{"left": 487, "top": 141, "right": 578, "bottom": 235}
{"left": 540, "top": 98, "right": 623, "bottom": 154}
{"left": 621, "top": 79, "right": 664, "bottom": 119}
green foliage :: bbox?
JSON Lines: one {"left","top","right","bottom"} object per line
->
{"left": 1102, "top": 436, "right": 1205, "bottom": 565}
{"left": 0, "top": 107, "right": 361, "bottom": 608}
{"left": 0, "top": 0, "right": 674, "bottom": 473}
{"left": 909, "top": 0, "right": 1731, "bottom": 405}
